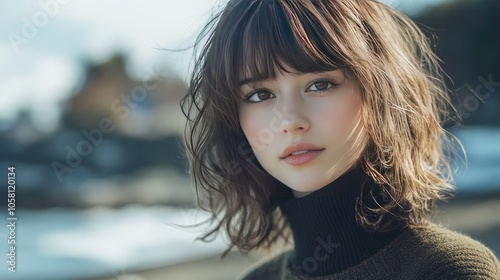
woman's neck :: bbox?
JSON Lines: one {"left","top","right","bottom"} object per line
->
{"left": 278, "top": 165, "right": 406, "bottom": 277}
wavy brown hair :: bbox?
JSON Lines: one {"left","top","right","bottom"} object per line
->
{"left": 180, "top": 0, "right": 462, "bottom": 257}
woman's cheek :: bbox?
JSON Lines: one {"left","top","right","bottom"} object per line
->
{"left": 240, "top": 111, "right": 274, "bottom": 152}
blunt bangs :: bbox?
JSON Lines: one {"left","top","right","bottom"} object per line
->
{"left": 222, "top": 0, "right": 347, "bottom": 89}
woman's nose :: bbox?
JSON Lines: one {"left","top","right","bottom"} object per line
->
{"left": 277, "top": 101, "right": 310, "bottom": 135}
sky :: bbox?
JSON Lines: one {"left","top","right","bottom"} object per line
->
{"left": 0, "top": 0, "right": 448, "bottom": 133}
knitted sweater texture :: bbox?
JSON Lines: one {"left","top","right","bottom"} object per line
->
{"left": 237, "top": 166, "right": 500, "bottom": 280}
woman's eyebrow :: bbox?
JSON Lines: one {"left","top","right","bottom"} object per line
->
{"left": 239, "top": 77, "right": 271, "bottom": 87}
{"left": 239, "top": 70, "right": 342, "bottom": 87}
{"left": 239, "top": 78, "right": 260, "bottom": 87}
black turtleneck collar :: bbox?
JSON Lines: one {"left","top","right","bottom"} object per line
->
{"left": 278, "top": 165, "right": 406, "bottom": 277}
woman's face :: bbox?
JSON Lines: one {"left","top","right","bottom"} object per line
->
{"left": 238, "top": 66, "right": 367, "bottom": 196}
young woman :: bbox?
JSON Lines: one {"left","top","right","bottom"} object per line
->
{"left": 180, "top": 0, "right": 500, "bottom": 279}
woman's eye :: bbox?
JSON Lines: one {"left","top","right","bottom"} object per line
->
{"left": 244, "top": 91, "right": 275, "bottom": 103}
{"left": 308, "top": 80, "right": 335, "bottom": 91}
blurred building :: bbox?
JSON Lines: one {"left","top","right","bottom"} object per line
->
{"left": 63, "top": 53, "right": 188, "bottom": 138}
{"left": 415, "top": 0, "right": 500, "bottom": 127}
{"left": 0, "top": 53, "right": 192, "bottom": 209}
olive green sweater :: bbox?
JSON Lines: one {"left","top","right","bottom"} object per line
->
{"left": 238, "top": 224, "right": 500, "bottom": 280}
{"left": 237, "top": 167, "right": 500, "bottom": 280}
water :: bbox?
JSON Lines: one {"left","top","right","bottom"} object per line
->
{"left": 0, "top": 205, "right": 227, "bottom": 280}
{"left": 451, "top": 127, "right": 500, "bottom": 194}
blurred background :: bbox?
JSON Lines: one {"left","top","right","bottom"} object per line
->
{"left": 0, "top": 0, "right": 499, "bottom": 279}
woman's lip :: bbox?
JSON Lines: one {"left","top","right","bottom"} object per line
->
{"left": 282, "top": 149, "right": 324, "bottom": 166}
{"left": 281, "top": 143, "right": 325, "bottom": 159}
